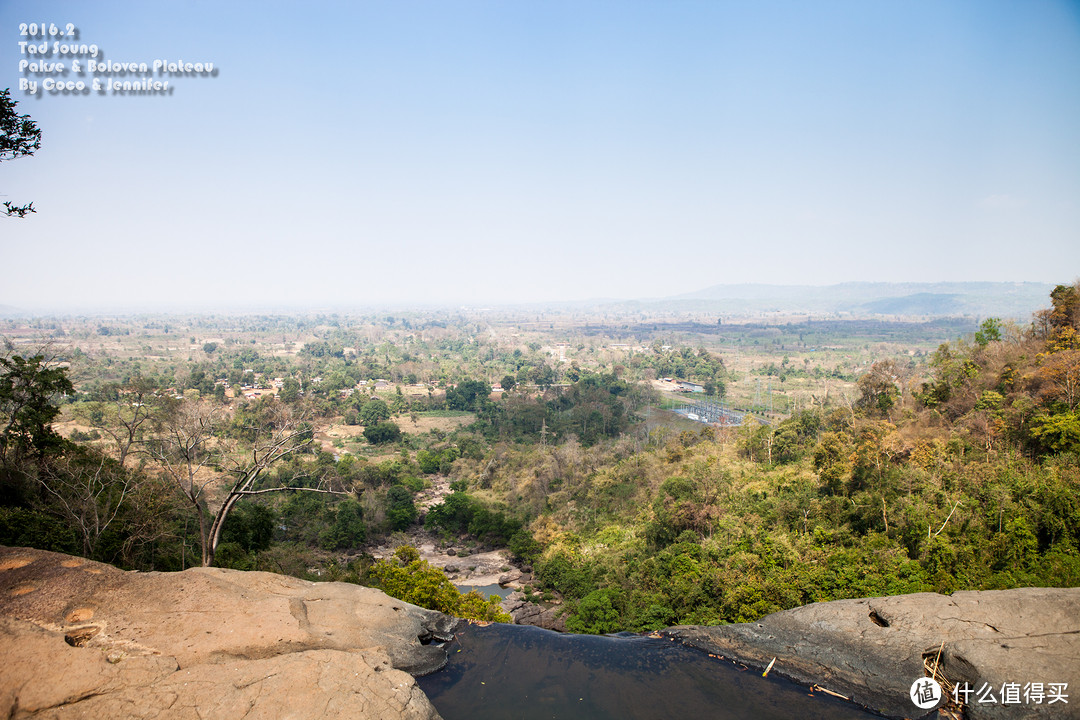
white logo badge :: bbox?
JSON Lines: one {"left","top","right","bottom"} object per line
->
{"left": 910, "top": 678, "right": 942, "bottom": 710}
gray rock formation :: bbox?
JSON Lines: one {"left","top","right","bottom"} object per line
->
{"left": 0, "top": 546, "right": 457, "bottom": 719}
{"left": 663, "top": 588, "right": 1080, "bottom": 720}
{"left": 501, "top": 590, "right": 568, "bottom": 632}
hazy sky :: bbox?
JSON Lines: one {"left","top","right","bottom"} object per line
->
{"left": 2, "top": 1, "right": 1078, "bottom": 311}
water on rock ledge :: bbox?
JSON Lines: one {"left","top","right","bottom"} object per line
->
{"left": 417, "top": 623, "right": 882, "bottom": 720}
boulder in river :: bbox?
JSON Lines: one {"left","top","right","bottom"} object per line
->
{"left": 497, "top": 569, "right": 522, "bottom": 586}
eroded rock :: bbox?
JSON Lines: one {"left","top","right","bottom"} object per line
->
{"left": 0, "top": 546, "right": 455, "bottom": 719}
{"left": 663, "top": 588, "right": 1080, "bottom": 720}
{"left": 502, "top": 591, "right": 568, "bottom": 633}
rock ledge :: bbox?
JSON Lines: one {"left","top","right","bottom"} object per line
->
{"left": 0, "top": 546, "right": 457, "bottom": 719}
{"left": 663, "top": 588, "right": 1080, "bottom": 719}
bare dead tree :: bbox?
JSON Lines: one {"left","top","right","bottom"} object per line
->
{"left": 142, "top": 400, "right": 218, "bottom": 565}
{"left": 144, "top": 399, "right": 345, "bottom": 567}
{"left": 90, "top": 379, "right": 156, "bottom": 467}
{"left": 931, "top": 499, "right": 964, "bottom": 538}
{"left": 40, "top": 448, "right": 132, "bottom": 558}
{"left": 203, "top": 404, "right": 346, "bottom": 566}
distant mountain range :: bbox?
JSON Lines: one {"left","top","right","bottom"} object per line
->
{"left": 638, "top": 281, "right": 1056, "bottom": 318}
{"left": 0, "top": 283, "right": 1058, "bottom": 320}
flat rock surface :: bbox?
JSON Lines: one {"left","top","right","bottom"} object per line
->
{"left": 0, "top": 546, "right": 456, "bottom": 719}
{"left": 663, "top": 588, "right": 1080, "bottom": 720}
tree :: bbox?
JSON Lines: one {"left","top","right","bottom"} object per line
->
{"left": 359, "top": 397, "right": 390, "bottom": 425}
{"left": 856, "top": 360, "right": 900, "bottom": 416}
{"left": 0, "top": 354, "right": 179, "bottom": 565}
{"left": 320, "top": 497, "right": 366, "bottom": 550}
{"left": 84, "top": 378, "right": 156, "bottom": 467}
{"left": 771, "top": 424, "right": 800, "bottom": 464}
{"left": 532, "top": 364, "right": 556, "bottom": 390}
{"left": 0, "top": 353, "right": 73, "bottom": 467}
{"left": 1, "top": 89, "right": 41, "bottom": 217}
{"left": 813, "top": 431, "right": 851, "bottom": 495}
{"left": 371, "top": 545, "right": 510, "bottom": 621}
{"left": 974, "top": 318, "right": 1002, "bottom": 347}
{"left": 1034, "top": 350, "right": 1080, "bottom": 413}
{"left": 144, "top": 400, "right": 344, "bottom": 567}
{"left": 446, "top": 379, "right": 489, "bottom": 411}
{"left": 385, "top": 485, "right": 417, "bottom": 530}
{"left": 1048, "top": 284, "right": 1080, "bottom": 332}
{"left": 1036, "top": 283, "right": 1080, "bottom": 351}
{"left": 390, "top": 385, "right": 408, "bottom": 413}
{"left": 279, "top": 378, "right": 301, "bottom": 403}
{"left": 1030, "top": 412, "right": 1080, "bottom": 456}
{"left": 363, "top": 421, "right": 401, "bottom": 445}
{"left": 567, "top": 588, "right": 623, "bottom": 634}
{"left": 141, "top": 401, "right": 216, "bottom": 564}
{"left": 737, "top": 417, "right": 771, "bottom": 463}
{"left": 39, "top": 445, "right": 133, "bottom": 558}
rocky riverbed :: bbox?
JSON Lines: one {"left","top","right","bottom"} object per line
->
{"left": 369, "top": 529, "right": 516, "bottom": 588}
{"left": 367, "top": 527, "right": 576, "bottom": 631}
{"left": 377, "top": 477, "right": 522, "bottom": 589}
{"left": 371, "top": 472, "right": 551, "bottom": 624}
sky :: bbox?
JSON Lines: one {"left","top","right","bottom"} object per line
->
{"left": 1, "top": 0, "right": 1078, "bottom": 312}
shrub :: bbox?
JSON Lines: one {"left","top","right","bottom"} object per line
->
{"left": 371, "top": 545, "right": 511, "bottom": 622}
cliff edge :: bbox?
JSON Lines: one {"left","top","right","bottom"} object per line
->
{"left": 0, "top": 546, "right": 457, "bottom": 719}
{"left": 663, "top": 588, "right": 1080, "bottom": 719}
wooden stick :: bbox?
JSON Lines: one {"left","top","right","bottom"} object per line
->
{"left": 812, "top": 684, "right": 850, "bottom": 700}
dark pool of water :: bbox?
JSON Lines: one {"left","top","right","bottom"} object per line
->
{"left": 417, "top": 623, "right": 882, "bottom": 720}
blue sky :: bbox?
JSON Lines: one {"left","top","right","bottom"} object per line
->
{"left": 2, "top": 0, "right": 1078, "bottom": 311}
